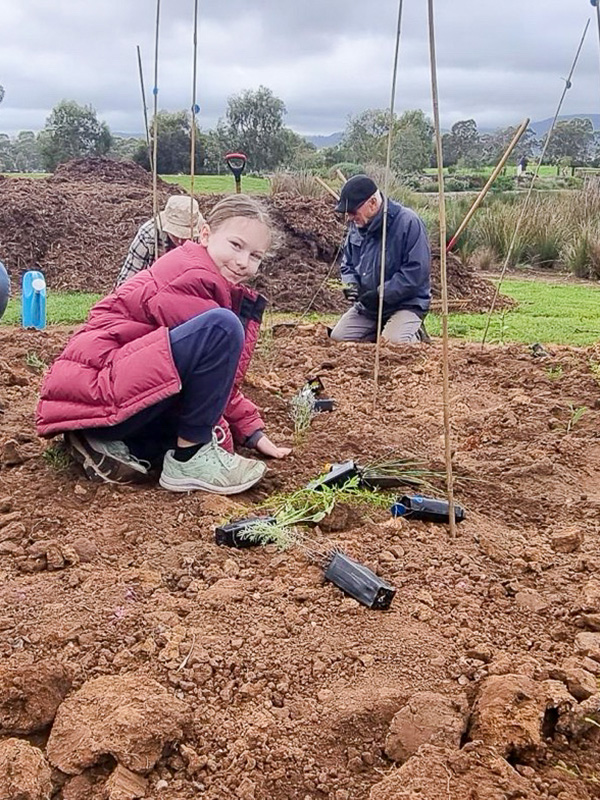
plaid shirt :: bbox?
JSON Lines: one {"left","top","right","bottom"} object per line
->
{"left": 115, "top": 218, "right": 173, "bottom": 288}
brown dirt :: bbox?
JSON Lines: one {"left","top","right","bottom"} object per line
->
{"left": 0, "top": 158, "right": 510, "bottom": 312}
{"left": 1, "top": 325, "right": 600, "bottom": 798}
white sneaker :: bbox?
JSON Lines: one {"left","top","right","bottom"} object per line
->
{"left": 159, "top": 431, "right": 266, "bottom": 494}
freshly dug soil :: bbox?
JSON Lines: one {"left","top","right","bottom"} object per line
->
{"left": 0, "top": 324, "right": 599, "bottom": 798}
{"left": 0, "top": 158, "right": 510, "bottom": 312}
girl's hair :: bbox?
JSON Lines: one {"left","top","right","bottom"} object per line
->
{"left": 206, "top": 194, "right": 273, "bottom": 232}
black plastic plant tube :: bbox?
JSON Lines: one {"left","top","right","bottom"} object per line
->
{"left": 324, "top": 551, "right": 396, "bottom": 609}
{"left": 308, "top": 460, "right": 358, "bottom": 490}
{"left": 314, "top": 398, "right": 335, "bottom": 412}
{"left": 215, "top": 516, "right": 277, "bottom": 548}
{"left": 390, "top": 495, "right": 466, "bottom": 523}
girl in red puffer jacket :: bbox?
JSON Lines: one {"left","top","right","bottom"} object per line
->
{"left": 36, "top": 195, "right": 291, "bottom": 495}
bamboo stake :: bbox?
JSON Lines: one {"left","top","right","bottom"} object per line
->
{"left": 372, "top": 0, "right": 404, "bottom": 410}
{"left": 482, "top": 19, "right": 590, "bottom": 346}
{"left": 314, "top": 175, "right": 340, "bottom": 200}
{"left": 446, "top": 117, "right": 530, "bottom": 252}
{"left": 151, "top": 0, "right": 161, "bottom": 262}
{"left": 595, "top": 1, "right": 600, "bottom": 80}
{"left": 189, "top": 0, "right": 199, "bottom": 239}
{"left": 336, "top": 168, "right": 348, "bottom": 184}
{"left": 427, "top": 0, "right": 456, "bottom": 538}
{"left": 136, "top": 45, "right": 152, "bottom": 167}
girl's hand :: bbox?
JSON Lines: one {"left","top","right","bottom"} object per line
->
{"left": 256, "top": 436, "right": 292, "bottom": 459}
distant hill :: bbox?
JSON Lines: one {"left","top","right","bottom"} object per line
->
{"left": 530, "top": 114, "right": 600, "bottom": 137}
{"left": 304, "top": 132, "right": 343, "bottom": 149}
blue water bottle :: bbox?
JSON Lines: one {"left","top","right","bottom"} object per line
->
{"left": 0, "top": 261, "right": 10, "bottom": 321}
{"left": 22, "top": 270, "right": 47, "bottom": 330}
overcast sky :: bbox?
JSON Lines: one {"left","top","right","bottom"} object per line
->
{"left": 0, "top": 0, "right": 599, "bottom": 137}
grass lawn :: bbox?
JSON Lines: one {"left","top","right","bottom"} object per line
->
{"left": 161, "top": 174, "right": 270, "bottom": 194}
{"left": 2, "top": 279, "right": 599, "bottom": 347}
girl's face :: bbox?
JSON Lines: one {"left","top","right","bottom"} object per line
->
{"left": 201, "top": 216, "right": 271, "bottom": 284}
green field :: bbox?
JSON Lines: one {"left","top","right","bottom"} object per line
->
{"left": 1, "top": 172, "right": 271, "bottom": 194}
{"left": 161, "top": 174, "right": 270, "bottom": 194}
{"left": 2, "top": 279, "right": 599, "bottom": 347}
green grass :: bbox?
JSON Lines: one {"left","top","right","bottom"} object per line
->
{"left": 0, "top": 293, "right": 101, "bottom": 326}
{"left": 426, "top": 280, "right": 600, "bottom": 346}
{"left": 423, "top": 165, "right": 561, "bottom": 178}
{"left": 161, "top": 174, "right": 270, "bottom": 195}
{"left": 2, "top": 279, "right": 599, "bottom": 346}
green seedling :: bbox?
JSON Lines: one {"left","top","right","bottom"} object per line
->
{"left": 43, "top": 442, "right": 72, "bottom": 472}
{"left": 545, "top": 365, "right": 563, "bottom": 381}
{"left": 566, "top": 403, "right": 587, "bottom": 433}
{"left": 360, "top": 454, "right": 447, "bottom": 493}
{"left": 289, "top": 385, "right": 316, "bottom": 442}
{"left": 25, "top": 351, "right": 47, "bottom": 373}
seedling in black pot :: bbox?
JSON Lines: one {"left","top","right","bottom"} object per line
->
{"left": 390, "top": 495, "right": 466, "bottom": 524}
{"left": 308, "top": 460, "right": 359, "bottom": 490}
{"left": 215, "top": 516, "right": 278, "bottom": 548}
{"left": 324, "top": 551, "right": 396, "bottom": 610}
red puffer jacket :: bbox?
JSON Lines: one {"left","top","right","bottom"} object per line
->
{"left": 36, "top": 242, "right": 267, "bottom": 447}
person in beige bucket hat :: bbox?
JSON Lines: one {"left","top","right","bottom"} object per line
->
{"left": 115, "top": 195, "right": 204, "bottom": 287}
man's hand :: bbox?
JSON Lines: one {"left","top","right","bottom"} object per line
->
{"left": 342, "top": 284, "right": 360, "bottom": 302}
{"left": 358, "top": 289, "right": 378, "bottom": 309}
{"left": 256, "top": 436, "right": 292, "bottom": 459}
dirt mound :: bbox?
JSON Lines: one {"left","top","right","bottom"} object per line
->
{"left": 0, "top": 653, "right": 71, "bottom": 734}
{"left": 46, "top": 673, "right": 188, "bottom": 775}
{"left": 50, "top": 156, "right": 167, "bottom": 189}
{"left": 0, "top": 171, "right": 510, "bottom": 312}
{"left": 0, "top": 738, "right": 51, "bottom": 800}
{"left": 1, "top": 326, "right": 600, "bottom": 797}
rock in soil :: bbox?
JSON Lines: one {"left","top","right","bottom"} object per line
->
{"left": 46, "top": 673, "right": 188, "bottom": 775}
{"left": 104, "top": 764, "right": 148, "bottom": 800}
{"left": 468, "top": 674, "right": 549, "bottom": 761}
{"left": 369, "top": 742, "right": 536, "bottom": 800}
{"left": 0, "top": 738, "right": 52, "bottom": 800}
{"left": 384, "top": 691, "right": 468, "bottom": 763}
{"left": 0, "top": 655, "right": 71, "bottom": 734}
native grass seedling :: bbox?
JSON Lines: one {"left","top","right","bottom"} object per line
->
{"left": 566, "top": 403, "right": 588, "bottom": 433}
{"left": 545, "top": 365, "right": 563, "bottom": 381}
{"left": 25, "top": 351, "right": 47, "bottom": 373}
{"left": 289, "top": 384, "right": 317, "bottom": 442}
{"left": 43, "top": 441, "right": 72, "bottom": 471}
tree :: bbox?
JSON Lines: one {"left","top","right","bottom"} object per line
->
{"left": 342, "top": 108, "right": 433, "bottom": 173}
{"left": 543, "top": 118, "right": 595, "bottom": 166}
{"left": 37, "top": 100, "right": 112, "bottom": 171}
{"left": 224, "top": 86, "right": 291, "bottom": 172}
{"left": 442, "top": 119, "right": 482, "bottom": 167}
{"left": 133, "top": 110, "right": 209, "bottom": 174}
{"left": 13, "top": 131, "right": 43, "bottom": 172}
{"left": 394, "top": 110, "right": 434, "bottom": 173}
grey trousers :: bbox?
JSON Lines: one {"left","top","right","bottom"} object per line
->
{"left": 330, "top": 306, "right": 423, "bottom": 344}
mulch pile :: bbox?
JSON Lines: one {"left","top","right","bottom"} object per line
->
{"left": 0, "top": 157, "right": 510, "bottom": 313}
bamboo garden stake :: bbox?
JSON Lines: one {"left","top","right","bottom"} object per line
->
{"left": 427, "top": 0, "right": 456, "bottom": 538}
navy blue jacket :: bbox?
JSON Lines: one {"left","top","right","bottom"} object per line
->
{"left": 340, "top": 199, "right": 431, "bottom": 319}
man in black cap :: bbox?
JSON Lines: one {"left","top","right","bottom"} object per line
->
{"left": 330, "top": 174, "right": 430, "bottom": 344}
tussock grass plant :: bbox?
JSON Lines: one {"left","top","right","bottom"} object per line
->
{"left": 289, "top": 385, "right": 317, "bottom": 442}
{"left": 460, "top": 190, "right": 600, "bottom": 275}
{"left": 43, "top": 442, "right": 72, "bottom": 471}
{"left": 25, "top": 351, "right": 47, "bottom": 373}
{"left": 270, "top": 170, "right": 326, "bottom": 198}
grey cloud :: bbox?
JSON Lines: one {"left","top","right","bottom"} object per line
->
{"left": 0, "top": 0, "right": 598, "bottom": 136}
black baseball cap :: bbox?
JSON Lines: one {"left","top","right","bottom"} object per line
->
{"left": 335, "top": 175, "right": 378, "bottom": 213}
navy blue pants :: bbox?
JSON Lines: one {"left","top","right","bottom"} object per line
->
{"left": 0, "top": 262, "right": 10, "bottom": 321}
{"left": 90, "top": 308, "right": 244, "bottom": 461}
